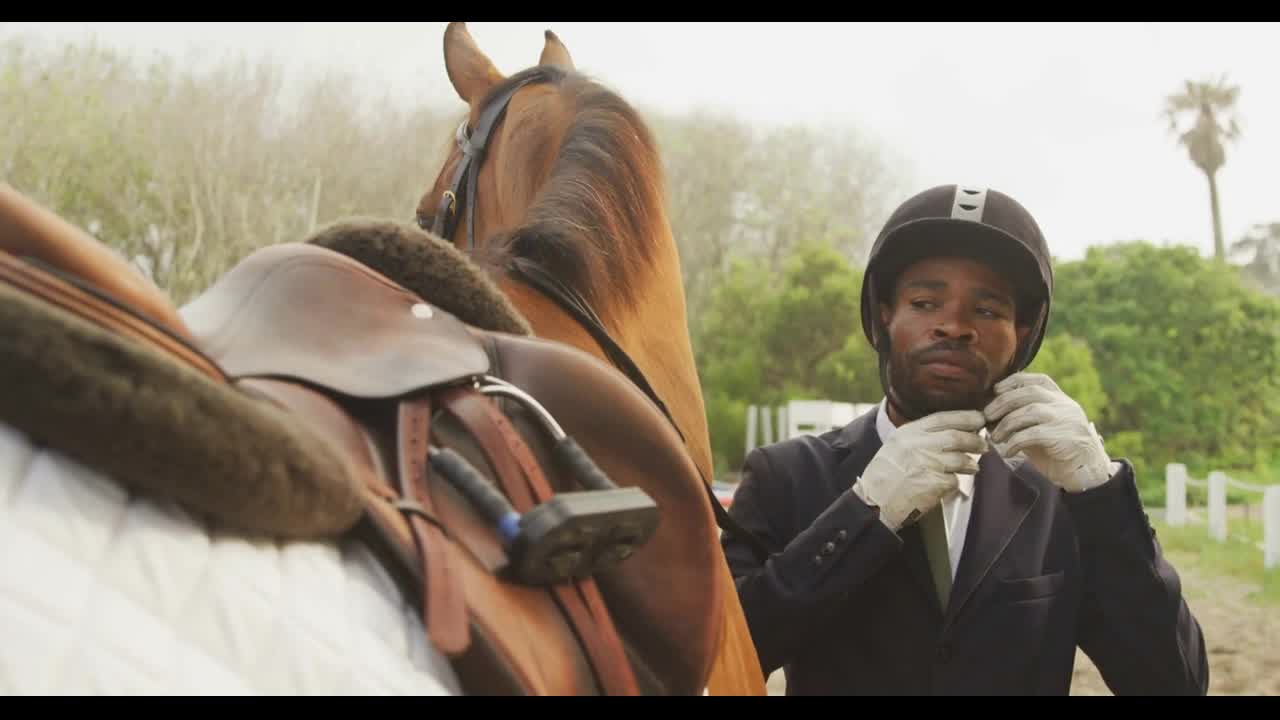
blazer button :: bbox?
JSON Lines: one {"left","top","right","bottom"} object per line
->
{"left": 812, "top": 554, "right": 823, "bottom": 566}
{"left": 822, "top": 541, "right": 836, "bottom": 555}
{"left": 835, "top": 530, "right": 848, "bottom": 543}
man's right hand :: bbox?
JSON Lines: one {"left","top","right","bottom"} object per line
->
{"left": 851, "top": 410, "right": 987, "bottom": 530}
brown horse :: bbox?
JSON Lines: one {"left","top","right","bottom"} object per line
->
{"left": 415, "top": 23, "right": 767, "bottom": 696}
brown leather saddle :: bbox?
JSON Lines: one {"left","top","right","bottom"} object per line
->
{"left": 0, "top": 185, "right": 722, "bottom": 695}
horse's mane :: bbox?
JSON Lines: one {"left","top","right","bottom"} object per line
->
{"left": 481, "top": 66, "right": 667, "bottom": 314}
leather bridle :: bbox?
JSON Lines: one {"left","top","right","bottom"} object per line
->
{"left": 419, "top": 72, "right": 773, "bottom": 563}
{"left": 424, "top": 76, "right": 542, "bottom": 253}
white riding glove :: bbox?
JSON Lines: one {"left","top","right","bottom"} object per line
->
{"left": 984, "top": 372, "right": 1113, "bottom": 493}
{"left": 852, "top": 410, "right": 987, "bottom": 531}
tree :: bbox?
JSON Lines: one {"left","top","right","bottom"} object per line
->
{"left": 1049, "top": 241, "right": 1280, "bottom": 479}
{"left": 1231, "top": 221, "right": 1280, "bottom": 296}
{"left": 0, "top": 36, "right": 454, "bottom": 303}
{"left": 1025, "top": 333, "right": 1108, "bottom": 422}
{"left": 1164, "top": 75, "right": 1242, "bottom": 261}
{"left": 694, "top": 242, "right": 881, "bottom": 473}
{"left": 646, "top": 110, "right": 903, "bottom": 324}
{"left": 646, "top": 110, "right": 756, "bottom": 322}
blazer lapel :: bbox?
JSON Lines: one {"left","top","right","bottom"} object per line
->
{"left": 831, "top": 409, "right": 941, "bottom": 614}
{"left": 942, "top": 452, "right": 1039, "bottom": 630}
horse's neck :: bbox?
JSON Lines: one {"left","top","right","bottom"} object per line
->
{"left": 614, "top": 255, "right": 713, "bottom": 483}
{"left": 497, "top": 258, "right": 714, "bottom": 485}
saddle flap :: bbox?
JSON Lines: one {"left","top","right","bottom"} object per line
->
{"left": 182, "top": 243, "right": 490, "bottom": 398}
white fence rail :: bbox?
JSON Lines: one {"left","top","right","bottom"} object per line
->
{"left": 744, "top": 400, "right": 877, "bottom": 458}
{"left": 1165, "top": 463, "right": 1280, "bottom": 569}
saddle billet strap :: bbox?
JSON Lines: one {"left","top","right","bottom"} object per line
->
{"left": 439, "top": 387, "right": 640, "bottom": 696}
{"left": 440, "top": 387, "right": 637, "bottom": 696}
{"left": 0, "top": 251, "right": 226, "bottom": 383}
{"left": 397, "top": 395, "right": 471, "bottom": 656}
{"left": 471, "top": 401, "right": 640, "bottom": 698}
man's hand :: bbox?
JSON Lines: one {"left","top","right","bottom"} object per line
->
{"left": 853, "top": 410, "right": 986, "bottom": 530}
{"left": 984, "top": 373, "right": 1113, "bottom": 493}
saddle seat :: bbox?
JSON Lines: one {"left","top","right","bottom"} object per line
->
{"left": 0, "top": 185, "right": 722, "bottom": 696}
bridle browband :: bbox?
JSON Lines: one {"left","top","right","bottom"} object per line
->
{"left": 419, "top": 71, "right": 773, "bottom": 563}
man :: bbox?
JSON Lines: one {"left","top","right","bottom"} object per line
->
{"left": 722, "top": 185, "right": 1209, "bottom": 695}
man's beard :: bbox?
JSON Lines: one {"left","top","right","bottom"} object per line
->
{"left": 886, "top": 339, "right": 996, "bottom": 417}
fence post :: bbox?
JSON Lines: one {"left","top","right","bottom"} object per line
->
{"left": 1264, "top": 486, "right": 1280, "bottom": 570}
{"left": 1207, "top": 471, "right": 1228, "bottom": 542}
{"left": 744, "top": 405, "right": 758, "bottom": 459}
{"left": 760, "top": 405, "right": 774, "bottom": 446}
{"left": 1166, "top": 463, "right": 1187, "bottom": 527}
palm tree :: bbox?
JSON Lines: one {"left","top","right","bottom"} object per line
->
{"left": 1164, "top": 75, "right": 1242, "bottom": 261}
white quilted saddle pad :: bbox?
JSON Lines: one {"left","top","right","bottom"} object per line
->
{"left": 0, "top": 421, "right": 462, "bottom": 696}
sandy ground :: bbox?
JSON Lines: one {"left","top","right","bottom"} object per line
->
{"left": 1070, "top": 558, "right": 1280, "bottom": 696}
{"left": 765, "top": 558, "right": 1279, "bottom": 696}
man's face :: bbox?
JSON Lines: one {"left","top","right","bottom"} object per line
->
{"left": 879, "top": 255, "right": 1031, "bottom": 416}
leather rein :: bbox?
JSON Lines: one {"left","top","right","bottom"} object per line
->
{"left": 421, "top": 74, "right": 772, "bottom": 563}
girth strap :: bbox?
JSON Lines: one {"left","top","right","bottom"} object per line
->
{"left": 439, "top": 386, "right": 640, "bottom": 696}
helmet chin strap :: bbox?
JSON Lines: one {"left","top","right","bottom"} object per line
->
{"left": 875, "top": 328, "right": 930, "bottom": 424}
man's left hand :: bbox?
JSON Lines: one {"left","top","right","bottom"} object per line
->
{"left": 984, "top": 373, "right": 1113, "bottom": 493}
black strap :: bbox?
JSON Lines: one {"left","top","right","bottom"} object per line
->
{"left": 508, "top": 256, "right": 772, "bottom": 564}
{"left": 508, "top": 256, "right": 681, "bottom": 444}
{"left": 430, "top": 121, "right": 471, "bottom": 241}
{"left": 704, "top": 481, "right": 772, "bottom": 564}
{"left": 432, "top": 78, "right": 540, "bottom": 252}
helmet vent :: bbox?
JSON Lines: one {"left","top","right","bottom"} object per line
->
{"left": 951, "top": 186, "right": 987, "bottom": 221}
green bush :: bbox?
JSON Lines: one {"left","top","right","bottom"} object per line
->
{"left": 1050, "top": 241, "right": 1280, "bottom": 493}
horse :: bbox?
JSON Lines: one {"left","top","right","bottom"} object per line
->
{"left": 407, "top": 22, "right": 767, "bottom": 696}
{"left": 0, "top": 22, "right": 762, "bottom": 694}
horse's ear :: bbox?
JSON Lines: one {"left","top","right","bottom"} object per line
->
{"left": 539, "top": 30, "right": 574, "bottom": 70}
{"left": 443, "top": 22, "right": 505, "bottom": 105}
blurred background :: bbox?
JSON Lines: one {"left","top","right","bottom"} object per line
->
{"left": 1, "top": 21, "right": 1276, "bottom": 694}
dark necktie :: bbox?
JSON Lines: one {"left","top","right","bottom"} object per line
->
{"left": 919, "top": 504, "right": 952, "bottom": 611}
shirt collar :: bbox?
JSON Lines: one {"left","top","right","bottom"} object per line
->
{"left": 875, "top": 398, "right": 976, "bottom": 499}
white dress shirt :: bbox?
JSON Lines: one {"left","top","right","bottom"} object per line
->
{"left": 873, "top": 399, "right": 976, "bottom": 579}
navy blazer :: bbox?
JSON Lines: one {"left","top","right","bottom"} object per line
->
{"left": 722, "top": 407, "right": 1209, "bottom": 695}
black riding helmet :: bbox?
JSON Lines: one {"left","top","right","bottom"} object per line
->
{"left": 861, "top": 184, "right": 1054, "bottom": 420}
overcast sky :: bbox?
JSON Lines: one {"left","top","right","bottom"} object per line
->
{"left": 4, "top": 21, "right": 1277, "bottom": 262}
